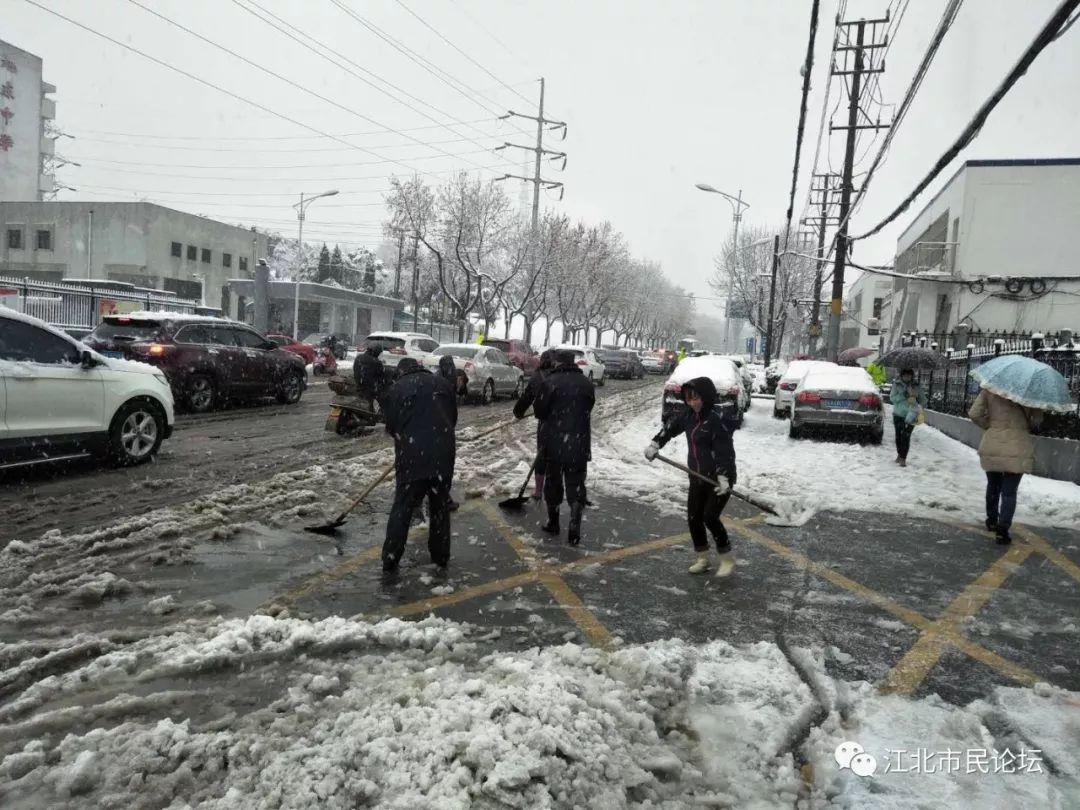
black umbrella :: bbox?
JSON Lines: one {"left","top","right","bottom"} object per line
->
{"left": 837, "top": 347, "right": 875, "bottom": 366}
{"left": 877, "top": 347, "right": 944, "bottom": 370}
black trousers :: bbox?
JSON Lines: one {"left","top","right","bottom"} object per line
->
{"left": 894, "top": 415, "right": 914, "bottom": 459}
{"left": 383, "top": 478, "right": 451, "bottom": 570}
{"left": 543, "top": 462, "right": 587, "bottom": 507}
{"left": 986, "top": 472, "right": 1023, "bottom": 530}
{"left": 687, "top": 477, "right": 732, "bottom": 553}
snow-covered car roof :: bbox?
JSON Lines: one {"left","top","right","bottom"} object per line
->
{"left": 431, "top": 344, "right": 482, "bottom": 355}
{"left": 778, "top": 359, "right": 834, "bottom": 381}
{"left": 554, "top": 344, "right": 595, "bottom": 353}
{"left": 666, "top": 355, "right": 741, "bottom": 388}
{"left": 1, "top": 304, "right": 84, "bottom": 345}
{"left": 798, "top": 365, "right": 877, "bottom": 394}
{"left": 367, "top": 331, "right": 433, "bottom": 340}
{"left": 101, "top": 310, "right": 238, "bottom": 324}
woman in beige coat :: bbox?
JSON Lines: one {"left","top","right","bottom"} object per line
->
{"left": 968, "top": 388, "right": 1042, "bottom": 545}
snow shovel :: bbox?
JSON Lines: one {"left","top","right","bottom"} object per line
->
{"left": 655, "top": 454, "right": 777, "bottom": 516}
{"left": 304, "top": 463, "right": 395, "bottom": 535}
{"left": 499, "top": 457, "right": 538, "bottom": 510}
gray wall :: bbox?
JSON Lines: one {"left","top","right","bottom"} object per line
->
{"left": 924, "top": 410, "right": 1080, "bottom": 485}
{"left": 0, "top": 202, "right": 269, "bottom": 309}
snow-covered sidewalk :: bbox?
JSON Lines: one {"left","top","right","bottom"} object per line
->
{"left": 590, "top": 403, "right": 1080, "bottom": 529}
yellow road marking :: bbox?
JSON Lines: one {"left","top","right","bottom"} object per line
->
{"left": 381, "top": 571, "right": 541, "bottom": 618}
{"left": 1014, "top": 525, "right": 1080, "bottom": 586}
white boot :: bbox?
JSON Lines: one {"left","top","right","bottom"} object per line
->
{"left": 688, "top": 553, "right": 710, "bottom": 574}
{"left": 714, "top": 550, "right": 736, "bottom": 578}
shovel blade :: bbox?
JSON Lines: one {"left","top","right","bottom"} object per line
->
{"left": 304, "top": 516, "right": 347, "bottom": 535}
{"left": 498, "top": 496, "right": 532, "bottom": 510}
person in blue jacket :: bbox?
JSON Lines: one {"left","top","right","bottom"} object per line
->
{"left": 644, "top": 376, "right": 738, "bottom": 577}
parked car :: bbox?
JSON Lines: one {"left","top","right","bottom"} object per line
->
{"left": 423, "top": 343, "right": 524, "bottom": 404}
{"left": 596, "top": 348, "right": 644, "bottom": 380}
{"left": 301, "top": 332, "right": 351, "bottom": 360}
{"left": 554, "top": 345, "right": 606, "bottom": 386}
{"left": 482, "top": 337, "right": 541, "bottom": 376}
{"left": 790, "top": 365, "right": 884, "bottom": 443}
{"left": 773, "top": 360, "right": 835, "bottom": 419}
{"left": 641, "top": 350, "right": 671, "bottom": 375}
{"left": 362, "top": 332, "right": 439, "bottom": 372}
{"left": 765, "top": 361, "right": 786, "bottom": 395}
{"left": 0, "top": 308, "right": 175, "bottom": 468}
{"left": 661, "top": 354, "right": 746, "bottom": 427}
{"left": 84, "top": 313, "right": 306, "bottom": 413}
{"left": 718, "top": 355, "right": 754, "bottom": 404}
{"left": 747, "top": 363, "right": 767, "bottom": 393}
{"left": 267, "top": 333, "right": 316, "bottom": 365}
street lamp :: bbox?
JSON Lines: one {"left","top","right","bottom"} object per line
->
{"left": 292, "top": 189, "right": 339, "bottom": 339}
{"left": 697, "top": 183, "right": 751, "bottom": 352}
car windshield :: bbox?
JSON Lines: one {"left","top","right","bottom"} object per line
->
{"left": 483, "top": 339, "right": 511, "bottom": 351}
{"left": 91, "top": 318, "right": 164, "bottom": 342}
{"left": 433, "top": 346, "right": 480, "bottom": 359}
{"left": 364, "top": 336, "right": 406, "bottom": 350}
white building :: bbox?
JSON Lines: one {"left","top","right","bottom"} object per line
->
{"left": 887, "top": 158, "right": 1080, "bottom": 342}
{"left": 0, "top": 40, "right": 56, "bottom": 201}
{"left": 842, "top": 272, "right": 893, "bottom": 352}
{"left": 0, "top": 201, "right": 268, "bottom": 310}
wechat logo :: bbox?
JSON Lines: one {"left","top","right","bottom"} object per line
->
{"left": 835, "top": 741, "right": 878, "bottom": 777}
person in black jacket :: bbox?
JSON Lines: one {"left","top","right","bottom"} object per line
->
{"left": 353, "top": 343, "right": 386, "bottom": 414}
{"left": 645, "top": 376, "right": 738, "bottom": 577}
{"left": 533, "top": 350, "right": 595, "bottom": 545}
{"left": 514, "top": 349, "right": 555, "bottom": 500}
{"left": 380, "top": 357, "right": 458, "bottom": 572}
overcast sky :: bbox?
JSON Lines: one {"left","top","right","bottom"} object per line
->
{"left": 7, "top": 0, "right": 1080, "bottom": 317}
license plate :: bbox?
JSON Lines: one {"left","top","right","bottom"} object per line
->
{"left": 824, "top": 399, "right": 854, "bottom": 408}
{"left": 104, "top": 351, "right": 125, "bottom": 359}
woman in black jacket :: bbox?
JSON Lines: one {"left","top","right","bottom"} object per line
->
{"left": 514, "top": 349, "right": 555, "bottom": 499}
{"left": 645, "top": 376, "right": 738, "bottom": 577}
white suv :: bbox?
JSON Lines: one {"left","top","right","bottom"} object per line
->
{"left": 553, "top": 345, "right": 606, "bottom": 386}
{"left": 362, "top": 331, "right": 440, "bottom": 371}
{"left": 0, "top": 308, "right": 175, "bottom": 469}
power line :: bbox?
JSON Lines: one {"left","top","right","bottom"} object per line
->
{"left": 393, "top": 0, "right": 536, "bottom": 108}
{"left": 70, "top": 134, "right": 491, "bottom": 153}
{"left": 73, "top": 119, "right": 497, "bottom": 142}
{"left": 18, "top": 0, "right": 441, "bottom": 178}
{"left": 781, "top": 0, "right": 821, "bottom": 254}
{"left": 68, "top": 147, "right": 498, "bottom": 171}
{"left": 72, "top": 183, "right": 387, "bottom": 198}
{"left": 229, "top": 0, "right": 501, "bottom": 155}
{"left": 445, "top": 0, "right": 530, "bottom": 71}
{"left": 850, "top": 0, "right": 1078, "bottom": 241}
{"left": 122, "top": 0, "right": 492, "bottom": 174}
{"left": 65, "top": 160, "right": 518, "bottom": 182}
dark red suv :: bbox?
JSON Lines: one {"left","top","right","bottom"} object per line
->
{"left": 85, "top": 314, "right": 307, "bottom": 412}
{"left": 483, "top": 338, "right": 541, "bottom": 376}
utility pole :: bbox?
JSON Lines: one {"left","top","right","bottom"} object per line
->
{"left": 496, "top": 78, "right": 567, "bottom": 336}
{"left": 410, "top": 233, "right": 420, "bottom": 332}
{"left": 393, "top": 232, "right": 404, "bottom": 298}
{"left": 764, "top": 235, "right": 780, "bottom": 366}
{"left": 802, "top": 172, "right": 843, "bottom": 356}
{"left": 825, "top": 15, "right": 889, "bottom": 360}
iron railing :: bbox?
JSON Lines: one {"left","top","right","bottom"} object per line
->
{"left": 895, "top": 330, "right": 1080, "bottom": 440}
{"left": 0, "top": 275, "right": 200, "bottom": 335}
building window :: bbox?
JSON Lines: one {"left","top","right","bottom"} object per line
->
{"left": 35, "top": 229, "right": 52, "bottom": 251}
{"left": 222, "top": 252, "right": 232, "bottom": 268}
{"left": 239, "top": 256, "right": 248, "bottom": 272}
{"left": 171, "top": 241, "right": 182, "bottom": 258}
{"left": 201, "top": 248, "right": 211, "bottom": 264}
{"left": 187, "top": 245, "right": 197, "bottom": 261}
{"left": 6, "top": 228, "right": 23, "bottom": 250}
{"left": 872, "top": 298, "right": 884, "bottom": 319}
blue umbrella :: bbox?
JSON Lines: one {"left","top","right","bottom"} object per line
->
{"left": 969, "top": 355, "right": 1074, "bottom": 413}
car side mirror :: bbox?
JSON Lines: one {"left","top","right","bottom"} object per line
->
{"left": 80, "top": 350, "right": 98, "bottom": 369}
{"left": 262, "top": 341, "right": 277, "bottom": 351}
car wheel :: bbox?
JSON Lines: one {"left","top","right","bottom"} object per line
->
{"left": 597, "top": 373, "right": 605, "bottom": 387}
{"left": 187, "top": 374, "right": 216, "bottom": 413}
{"left": 277, "top": 371, "right": 304, "bottom": 404}
{"left": 789, "top": 423, "right": 802, "bottom": 440}
{"left": 869, "top": 430, "right": 884, "bottom": 446}
{"left": 773, "top": 407, "right": 787, "bottom": 420}
{"left": 482, "top": 379, "right": 495, "bottom": 405}
{"left": 588, "top": 372, "right": 595, "bottom": 385}
{"left": 512, "top": 376, "right": 524, "bottom": 399}
{"left": 108, "top": 399, "right": 165, "bottom": 466}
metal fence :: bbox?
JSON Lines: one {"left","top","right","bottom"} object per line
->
{"left": 0, "top": 275, "right": 201, "bottom": 335}
{"left": 896, "top": 330, "right": 1080, "bottom": 440}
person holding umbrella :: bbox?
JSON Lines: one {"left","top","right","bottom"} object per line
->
{"left": 967, "top": 354, "right": 1072, "bottom": 544}
{"left": 889, "top": 368, "right": 926, "bottom": 467}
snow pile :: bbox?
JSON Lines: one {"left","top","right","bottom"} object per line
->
{"left": 1, "top": 614, "right": 813, "bottom": 809}
{"left": 593, "top": 404, "right": 1080, "bottom": 528}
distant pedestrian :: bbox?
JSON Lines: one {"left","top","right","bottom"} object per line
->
{"left": 645, "top": 376, "right": 738, "bottom": 577}
{"left": 534, "top": 349, "right": 595, "bottom": 545}
{"left": 514, "top": 349, "right": 555, "bottom": 499}
{"left": 353, "top": 343, "right": 386, "bottom": 416}
{"left": 968, "top": 388, "right": 1042, "bottom": 545}
{"left": 890, "top": 368, "right": 926, "bottom": 467}
{"left": 380, "top": 357, "right": 458, "bottom": 572}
